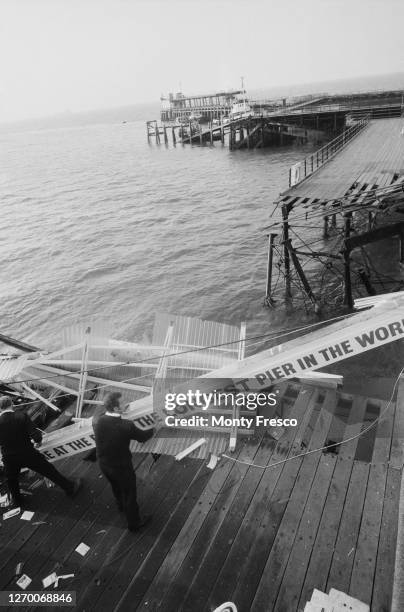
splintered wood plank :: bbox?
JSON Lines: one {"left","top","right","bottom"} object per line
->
{"left": 179, "top": 386, "right": 318, "bottom": 612}
{"left": 250, "top": 389, "right": 338, "bottom": 612}
{"left": 77, "top": 457, "right": 205, "bottom": 612}
{"left": 390, "top": 376, "right": 404, "bottom": 469}
{"left": 326, "top": 462, "right": 370, "bottom": 594}
{"left": 274, "top": 454, "right": 337, "bottom": 612}
{"left": 298, "top": 395, "right": 368, "bottom": 608}
{"left": 372, "top": 466, "right": 401, "bottom": 612}
{"left": 349, "top": 462, "right": 388, "bottom": 605}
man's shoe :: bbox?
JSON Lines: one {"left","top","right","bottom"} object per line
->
{"left": 66, "top": 478, "right": 82, "bottom": 498}
{"left": 128, "top": 514, "right": 152, "bottom": 532}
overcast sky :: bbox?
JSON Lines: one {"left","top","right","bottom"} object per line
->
{"left": 1, "top": 0, "right": 403, "bottom": 121}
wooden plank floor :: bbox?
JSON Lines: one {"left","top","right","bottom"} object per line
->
{"left": 0, "top": 381, "right": 402, "bottom": 612}
{"left": 284, "top": 118, "right": 404, "bottom": 200}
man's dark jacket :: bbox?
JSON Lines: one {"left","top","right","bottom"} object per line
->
{"left": 93, "top": 414, "right": 153, "bottom": 466}
{"left": 0, "top": 411, "right": 42, "bottom": 458}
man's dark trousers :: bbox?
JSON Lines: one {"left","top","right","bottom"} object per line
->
{"left": 3, "top": 449, "right": 74, "bottom": 505}
{"left": 99, "top": 461, "right": 140, "bottom": 529}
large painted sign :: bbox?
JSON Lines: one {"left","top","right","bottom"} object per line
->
{"left": 15, "top": 295, "right": 404, "bottom": 463}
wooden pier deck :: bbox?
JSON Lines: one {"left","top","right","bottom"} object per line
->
{"left": 265, "top": 117, "right": 404, "bottom": 309}
{"left": 279, "top": 117, "right": 404, "bottom": 205}
{"left": 1, "top": 378, "right": 403, "bottom": 611}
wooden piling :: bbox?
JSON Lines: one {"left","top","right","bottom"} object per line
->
{"left": 265, "top": 233, "right": 277, "bottom": 304}
{"left": 343, "top": 213, "right": 353, "bottom": 308}
{"left": 400, "top": 229, "right": 404, "bottom": 264}
{"left": 323, "top": 215, "right": 329, "bottom": 239}
{"left": 282, "top": 204, "right": 292, "bottom": 298}
{"left": 172, "top": 127, "right": 176, "bottom": 146}
{"left": 285, "top": 239, "right": 318, "bottom": 309}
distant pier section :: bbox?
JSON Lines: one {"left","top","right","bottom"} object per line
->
{"left": 264, "top": 114, "right": 404, "bottom": 311}
{"left": 147, "top": 88, "right": 404, "bottom": 149}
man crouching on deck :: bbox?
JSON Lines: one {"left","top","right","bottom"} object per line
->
{"left": 93, "top": 392, "right": 154, "bottom": 532}
{"left": 0, "top": 396, "right": 82, "bottom": 508}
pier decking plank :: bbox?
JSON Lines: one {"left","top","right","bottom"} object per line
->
{"left": 215, "top": 387, "right": 320, "bottom": 611}
{"left": 372, "top": 466, "right": 401, "bottom": 612}
{"left": 292, "top": 119, "right": 404, "bottom": 200}
{"left": 326, "top": 461, "right": 370, "bottom": 595}
{"left": 297, "top": 395, "right": 368, "bottom": 608}
{"left": 0, "top": 382, "right": 401, "bottom": 611}
{"left": 250, "top": 389, "right": 337, "bottom": 612}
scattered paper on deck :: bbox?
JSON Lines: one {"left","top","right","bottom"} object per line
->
{"left": 16, "top": 574, "right": 32, "bottom": 590}
{"left": 21, "top": 511, "right": 34, "bottom": 521}
{"left": 75, "top": 542, "right": 90, "bottom": 556}
{"left": 175, "top": 438, "right": 206, "bottom": 461}
{"left": 3, "top": 507, "right": 21, "bottom": 520}
{"left": 207, "top": 454, "right": 219, "bottom": 469}
{"left": 42, "top": 572, "right": 58, "bottom": 588}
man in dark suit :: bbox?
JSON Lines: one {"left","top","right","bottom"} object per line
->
{"left": 0, "top": 396, "right": 81, "bottom": 507}
{"left": 93, "top": 391, "right": 154, "bottom": 532}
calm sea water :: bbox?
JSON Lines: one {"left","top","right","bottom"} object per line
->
{"left": 2, "top": 71, "right": 403, "bottom": 352}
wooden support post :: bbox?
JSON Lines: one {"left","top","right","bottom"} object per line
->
{"left": 189, "top": 121, "right": 192, "bottom": 145}
{"left": 246, "top": 124, "right": 250, "bottom": 149}
{"left": 163, "top": 126, "right": 168, "bottom": 145}
{"left": 221, "top": 124, "right": 225, "bottom": 145}
{"left": 199, "top": 124, "right": 203, "bottom": 146}
{"left": 155, "top": 121, "right": 160, "bottom": 144}
{"left": 146, "top": 121, "right": 151, "bottom": 142}
{"left": 367, "top": 211, "right": 373, "bottom": 230}
{"left": 265, "top": 233, "right": 277, "bottom": 305}
{"left": 323, "top": 215, "right": 329, "bottom": 239}
{"left": 285, "top": 239, "right": 319, "bottom": 310}
{"left": 331, "top": 213, "right": 337, "bottom": 228}
{"left": 343, "top": 214, "right": 353, "bottom": 309}
{"left": 210, "top": 122, "right": 213, "bottom": 145}
{"left": 172, "top": 127, "right": 176, "bottom": 146}
{"left": 358, "top": 268, "right": 376, "bottom": 295}
{"left": 282, "top": 204, "right": 292, "bottom": 298}
{"left": 400, "top": 229, "right": 404, "bottom": 264}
